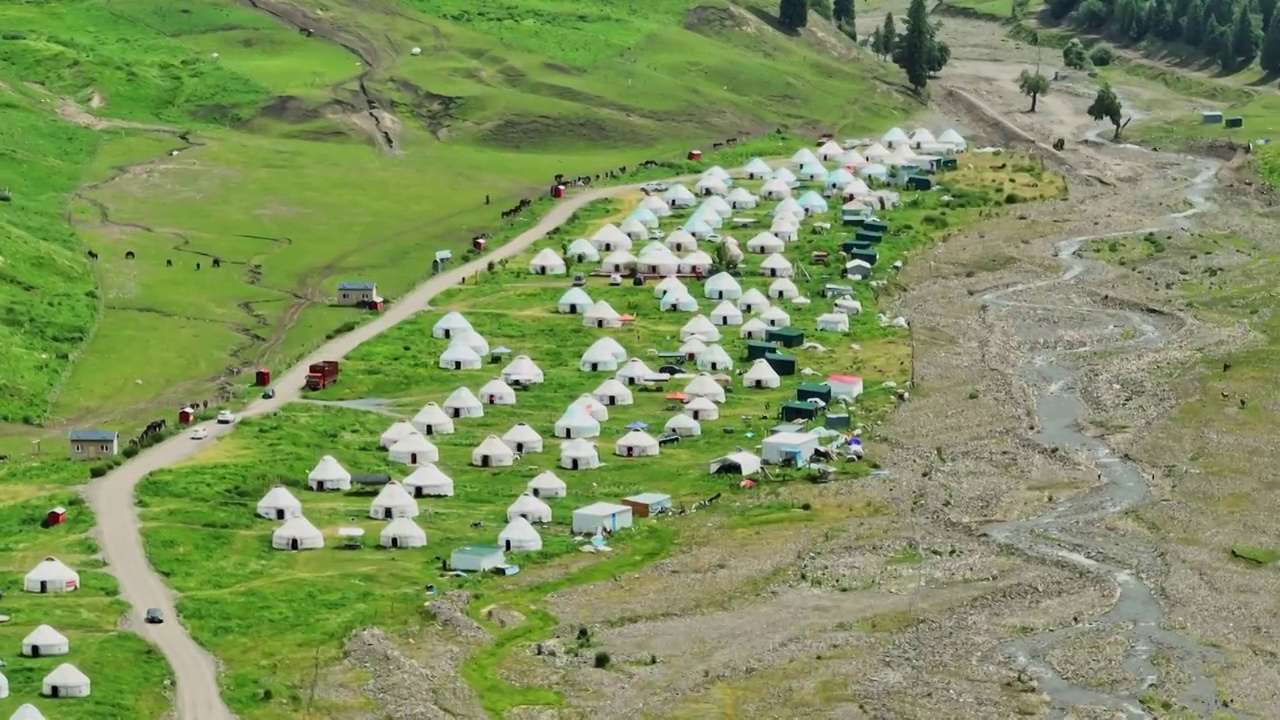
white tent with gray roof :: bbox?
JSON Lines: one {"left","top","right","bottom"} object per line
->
{"left": 443, "top": 387, "right": 484, "bottom": 418}
{"left": 370, "top": 481, "right": 420, "bottom": 520}
{"left": 402, "top": 464, "right": 454, "bottom": 497}
{"left": 257, "top": 485, "right": 302, "bottom": 521}
{"left": 380, "top": 420, "right": 417, "bottom": 448}
{"left": 817, "top": 312, "right": 850, "bottom": 333}
{"left": 412, "top": 402, "right": 455, "bottom": 434}
{"left": 432, "top": 311, "right": 472, "bottom": 339}
{"left": 380, "top": 517, "right": 426, "bottom": 549}
{"left": 272, "top": 516, "right": 324, "bottom": 551}
{"left": 41, "top": 663, "right": 90, "bottom": 698}
{"left": 307, "top": 455, "right": 351, "bottom": 491}
{"left": 22, "top": 625, "right": 69, "bottom": 658}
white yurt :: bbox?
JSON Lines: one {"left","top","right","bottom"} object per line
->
{"left": 503, "top": 423, "right": 543, "bottom": 454}
{"left": 746, "top": 232, "right": 784, "bottom": 254}
{"left": 743, "top": 358, "right": 782, "bottom": 388}
{"left": 452, "top": 329, "right": 490, "bottom": 356}
{"left": 402, "top": 464, "right": 454, "bottom": 497}
{"left": 703, "top": 164, "right": 731, "bottom": 181}
{"left": 798, "top": 163, "right": 828, "bottom": 183}
{"left": 818, "top": 140, "right": 844, "bottom": 161}
{"left": 527, "top": 471, "right": 568, "bottom": 498}
{"left": 380, "top": 517, "right": 426, "bottom": 549}
{"left": 443, "top": 387, "right": 484, "bottom": 418}
{"left": 560, "top": 438, "right": 601, "bottom": 470}
{"left": 639, "top": 248, "right": 680, "bottom": 276}
{"left": 700, "top": 194, "right": 732, "bottom": 217}
{"left": 308, "top": 455, "right": 351, "bottom": 491}
{"left": 663, "top": 229, "right": 697, "bottom": 252}
{"left": 508, "top": 493, "right": 553, "bottom": 523}
{"left": 861, "top": 142, "right": 890, "bottom": 163}
{"left": 685, "top": 396, "right": 720, "bottom": 421}
{"left": 696, "top": 344, "right": 733, "bottom": 372}
{"left": 653, "top": 275, "right": 688, "bottom": 299}
{"left": 640, "top": 194, "right": 673, "bottom": 216}
{"left": 499, "top": 516, "right": 543, "bottom": 552}
{"left": 681, "top": 315, "right": 721, "bottom": 341}
{"left": 726, "top": 186, "right": 758, "bottom": 209}
{"left": 739, "top": 288, "right": 770, "bottom": 314}
{"left": 769, "top": 277, "right": 800, "bottom": 300}
{"left": 682, "top": 218, "right": 715, "bottom": 240}
{"left": 664, "top": 412, "right": 702, "bottom": 437}
{"left": 389, "top": 432, "right": 439, "bottom": 466}
{"left": 818, "top": 312, "right": 851, "bottom": 333}
{"left": 826, "top": 168, "right": 855, "bottom": 190}
{"left": 704, "top": 272, "right": 742, "bottom": 300}
{"left": 790, "top": 147, "right": 819, "bottom": 166}
{"left": 710, "top": 300, "right": 744, "bottom": 326}
{"left": 22, "top": 625, "right": 69, "bottom": 658}
{"left": 10, "top": 705, "right": 45, "bottom": 720}
{"left": 742, "top": 157, "right": 772, "bottom": 179}
{"left": 836, "top": 297, "right": 863, "bottom": 314}
{"left": 370, "top": 481, "right": 420, "bottom": 520}
{"left": 529, "top": 248, "right": 566, "bottom": 275}
{"left": 772, "top": 166, "right": 798, "bottom": 184}
{"left": 591, "top": 223, "right": 632, "bottom": 251}
{"left": 663, "top": 184, "right": 696, "bottom": 208}
{"left": 439, "top": 342, "right": 482, "bottom": 371}
{"left": 257, "top": 485, "right": 303, "bottom": 521}
{"left": 774, "top": 197, "right": 805, "bottom": 216}
{"left": 379, "top": 420, "right": 417, "bottom": 448}
{"left": 760, "top": 254, "right": 793, "bottom": 278}
{"left": 628, "top": 206, "right": 660, "bottom": 227}
{"left": 684, "top": 373, "right": 727, "bottom": 403}
{"left": 478, "top": 377, "right": 517, "bottom": 405}
{"left": 569, "top": 393, "right": 610, "bottom": 422}
{"left": 557, "top": 287, "right": 593, "bottom": 314}
{"left": 760, "top": 178, "right": 791, "bottom": 200}
{"left": 659, "top": 289, "right": 698, "bottom": 312}
{"left": 615, "top": 357, "right": 654, "bottom": 386}
{"left": 690, "top": 209, "right": 721, "bottom": 231}
{"left": 881, "top": 127, "right": 910, "bottom": 148}
{"left": 473, "top": 434, "right": 516, "bottom": 467}
{"left": 695, "top": 175, "right": 727, "bottom": 196}
{"left": 616, "top": 430, "right": 660, "bottom": 457}
{"left": 739, "top": 317, "right": 770, "bottom": 340}
{"left": 797, "top": 191, "right": 829, "bottom": 214}
{"left": 566, "top": 237, "right": 600, "bottom": 262}
{"left": 680, "top": 250, "right": 714, "bottom": 275}
{"left": 859, "top": 163, "right": 890, "bottom": 183}
{"left": 432, "top": 311, "right": 472, "bottom": 340}
{"left": 619, "top": 217, "right": 649, "bottom": 240}
{"left": 502, "top": 355, "right": 544, "bottom": 384}
{"left": 555, "top": 409, "right": 601, "bottom": 439}
{"left": 910, "top": 127, "right": 937, "bottom": 147}
{"left": 770, "top": 217, "right": 798, "bottom": 242}
{"left": 600, "top": 249, "right": 637, "bottom": 274}
{"left": 592, "top": 378, "right": 634, "bottom": 406}
{"left": 580, "top": 342, "right": 621, "bottom": 372}
{"left": 887, "top": 144, "right": 917, "bottom": 167}
{"left": 272, "top": 516, "right": 324, "bottom": 551}
{"left": 412, "top": 402, "right": 455, "bottom": 435}
{"left": 760, "top": 306, "right": 792, "bottom": 328}
{"left": 939, "top": 128, "right": 968, "bottom": 151}
{"left": 840, "top": 151, "right": 868, "bottom": 170}
{"left": 680, "top": 336, "right": 707, "bottom": 358}
{"left": 41, "top": 664, "right": 90, "bottom": 699}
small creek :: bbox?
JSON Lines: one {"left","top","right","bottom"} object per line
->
{"left": 978, "top": 160, "right": 1229, "bottom": 719}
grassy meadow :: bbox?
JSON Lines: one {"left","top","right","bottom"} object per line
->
{"left": 133, "top": 149, "right": 1064, "bottom": 717}
{"left": 0, "top": 460, "right": 172, "bottom": 718}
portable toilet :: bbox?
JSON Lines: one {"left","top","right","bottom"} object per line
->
{"left": 1200, "top": 111, "right": 1223, "bottom": 124}
{"left": 863, "top": 219, "right": 889, "bottom": 234}
{"left": 1226, "top": 117, "right": 1244, "bottom": 129}
{"left": 687, "top": 149, "right": 703, "bottom": 161}
{"left": 255, "top": 368, "right": 271, "bottom": 387}
{"left": 551, "top": 184, "right": 566, "bottom": 198}
{"left": 177, "top": 407, "right": 195, "bottom": 425}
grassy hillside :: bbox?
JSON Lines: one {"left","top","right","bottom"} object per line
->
{"left": 0, "top": 0, "right": 911, "bottom": 438}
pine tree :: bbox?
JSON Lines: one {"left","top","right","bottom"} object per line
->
{"left": 882, "top": 13, "right": 897, "bottom": 60}
{"left": 1262, "top": 0, "right": 1278, "bottom": 30}
{"left": 1210, "top": 0, "right": 1233, "bottom": 25}
{"left": 1262, "top": 10, "right": 1280, "bottom": 71}
{"left": 1184, "top": 0, "right": 1206, "bottom": 45}
{"left": 896, "top": 0, "right": 933, "bottom": 91}
{"left": 871, "top": 26, "right": 885, "bottom": 57}
{"left": 1233, "top": 4, "right": 1261, "bottom": 66}
{"left": 779, "top": 0, "right": 809, "bottom": 31}
{"left": 834, "top": 0, "right": 854, "bottom": 24}
{"left": 1150, "top": 0, "right": 1174, "bottom": 40}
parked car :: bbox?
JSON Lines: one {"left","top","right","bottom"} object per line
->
{"left": 190, "top": 427, "right": 209, "bottom": 440}
{"left": 261, "top": 388, "right": 276, "bottom": 400}
{"left": 145, "top": 608, "right": 164, "bottom": 624}
{"left": 216, "top": 410, "right": 235, "bottom": 424}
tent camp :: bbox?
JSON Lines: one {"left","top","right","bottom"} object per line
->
{"left": 41, "top": 664, "right": 90, "bottom": 699}
{"left": 680, "top": 250, "right": 714, "bottom": 275}
{"left": 566, "top": 238, "right": 600, "bottom": 262}
{"left": 380, "top": 517, "right": 426, "bottom": 549}
{"left": 939, "top": 128, "right": 967, "bottom": 151}
{"left": 23, "top": 625, "right": 69, "bottom": 658}
{"left": 738, "top": 288, "right": 770, "bottom": 313}
{"left": 257, "top": 485, "right": 303, "bottom": 521}
{"left": 527, "top": 471, "right": 567, "bottom": 498}
{"left": 370, "top": 481, "right": 420, "bottom": 520}
{"left": 478, "top": 377, "right": 517, "bottom": 405}
{"left": 615, "top": 358, "right": 654, "bottom": 385}
{"left": 640, "top": 195, "right": 673, "bottom": 216}
{"left": 760, "top": 254, "right": 793, "bottom": 278}
{"left": 443, "top": 387, "right": 484, "bottom": 418}
{"left": 726, "top": 186, "right": 758, "bottom": 209}
{"left": 508, "top": 493, "right": 552, "bottom": 523}
{"left": 747, "top": 232, "right": 784, "bottom": 254}
{"left": 663, "top": 184, "right": 696, "bottom": 208}
{"left": 502, "top": 355, "right": 544, "bottom": 384}
{"left": 659, "top": 288, "right": 699, "bottom": 312}
{"left": 710, "top": 300, "right": 744, "bottom": 326}
{"left": 685, "top": 396, "right": 720, "bottom": 421}
{"left": 881, "top": 127, "right": 910, "bottom": 148}
{"left": 503, "top": 423, "right": 543, "bottom": 454}
{"left": 710, "top": 451, "right": 763, "bottom": 476}
{"left": 740, "top": 317, "right": 770, "bottom": 340}
{"left": 380, "top": 420, "right": 417, "bottom": 448}
{"left": 616, "top": 430, "right": 660, "bottom": 457}
{"left": 696, "top": 344, "right": 733, "bottom": 372}
{"left": 560, "top": 438, "right": 601, "bottom": 470}
{"left": 684, "top": 373, "right": 727, "bottom": 403}
{"left": 592, "top": 378, "right": 634, "bottom": 406}
{"left": 638, "top": 247, "right": 680, "bottom": 275}
{"left": 432, "top": 311, "right": 472, "bottom": 340}
{"left": 769, "top": 278, "right": 800, "bottom": 300}
{"left": 473, "top": 434, "right": 516, "bottom": 467}
{"left": 590, "top": 223, "right": 632, "bottom": 251}
{"left": 680, "top": 337, "right": 707, "bottom": 358}
{"left": 664, "top": 413, "right": 702, "bottom": 437}
{"left": 619, "top": 217, "right": 649, "bottom": 240}
{"left": 681, "top": 315, "right": 721, "bottom": 342}
{"left": 499, "top": 516, "right": 543, "bottom": 551}
{"left": 388, "top": 432, "right": 439, "bottom": 466}
{"left": 439, "top": 342, "right": 482, "bottom": 371}
{"left": 790, "top": 147, "right": 820, "bottom": 166}
{"left": 743, "top": 358, "right": 782, "bottom": 388}
{"left": 529, "top": 248, "right": 566, "bottom": 275}
{"left": 450, "top": 330, "right": 489, "bottom": 356}
{"left": 273, "top": 516, "right": 324, "bottom": 551}
{"left": 818, "top": 140, "right": 844, "bottom": 161}
{"left": 308, "top": 455, "right": 352, "bottom": 491}
{"left": 10, "top": 705, "right": 45, "bottom": 720}
{"left": 558, "top": 287, "right": 593, "bottom": 314}
{"left": 402, "top": 464, "right": 454, "bottom": 497}
{"left": 410, "top": 402, "right": 455, "bottom": 436}
{"left": 665, "top": 229, "right": 698, "bottom": 252}
{"left": 742, "top": 157, "right": 772, "bottom": 179}
{"left": 23, "top": 558, "right": 78, "bottom": 594}
{"left": 555, "top": 409, "right": 601, "bottom": 439}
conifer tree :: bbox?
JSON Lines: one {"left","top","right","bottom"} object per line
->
{"left": 896, "top": 0, "right": 933, "bottom": 91}
{"left": 1184, "top": 0, "right": 1206, "bottom": 45}
{"left": 1233, "top": 4, "right": 1261, "bottom": 66}
{"left": 835, "top": 0, "right": 854, "bottom": 24}
{"left": 881, "top": 13, "right": 897, "bottom": 59}
{"left": 779, "top": 0, "right": 809, "bottom": 31}
{"left": 1262, "top": 10, "right": 1280, "bottom": 72}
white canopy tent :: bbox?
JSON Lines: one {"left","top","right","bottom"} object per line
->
{"left": 473, "top": 434, "right": 516, "bottom": 467}
{"left": 308, "top": 455, "right": 351, "bottom": 491}
{"left": 638, "top": 247, "right": 680, "bottom": 276}
{"left": 499, "top": 516, "right": 543, "bottom": 552}
{"left": 402, "top": 464, "right": 454, "bottom": 497}
{"left": 370, "top": 481, "right": 420, "bottom": 520}
{"left": 257, "top": 485, "right": 303, "bottom": 521}
{"left": 680, "top": 337, "right": 707, "bottom": 358}
{"left": 443, "top": 387, "right": 484, "bottom": 418}
{"left": 273, "top": 516, "right": 324, "bottom": 551}
{"left": 939, "top": 128, "right": 967, "bottom": 151}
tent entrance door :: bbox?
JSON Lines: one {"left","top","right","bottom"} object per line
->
{"left": 276, "top": 509, "right": 285, "bottom": 520}
{"left": 316, "top": 481, "right": 324, "bottom": 491}
{"left": 505, "top": 540, "right": 512, "bottom": 551}
{"left": 410, "top": 452, "right": 418, "bottom": 464}
{"left": 385, "top": 509, "right": 393, "bottom": 520}
{"left": 480, "top": 456, "right": 490, "bottom": 468}
{"left": 515, "top": 443, "right": 524, "bottom": 453}
{"left": 40, "top": 580, "right": 47, "bottom": 593}
{"left": 30, "top": 647, "right": 40, "bottom": 658}
{"left": 291, "top": 539, "right": 300, "bottom": 551}
{"left": 391, "top": 538, "right": 400, "bottom": 548}
{"left": 571, "top": 459, "right": 580, "bottom": 470}
{"left": 51, "top": 687, "right": 60, "bottom": 698}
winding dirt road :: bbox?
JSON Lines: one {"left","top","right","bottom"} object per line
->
{"left": 83, "top": 180, "right": 654, "bottom": 719}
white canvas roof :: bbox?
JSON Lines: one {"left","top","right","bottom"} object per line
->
{"left": 592, "top": 378, "right": 634, "bottom": 404}
{"left": 664, "top": 412, "right": 702, "bottom": 436}
{"left": 760, "top": 178, "right": 791, "bottom": 199}
{"left": 273, "top": 516, "right": 324, "bottom": 549}
{"left": 257, "top": 485, "right": 302, "bottom": 519}
{"left": 479, "top": 377, "right": 516, "bottom": 403}
{"left": 555, "top": 409, "right": 601, "bottom": 438}
{"left": 664, "top": 229, "right": 697, "bottom": 251}
{"left": 760, "top": 254, "right": 793, "bottom": 274}
{"left": 747, "top": 232, "right": 784, "bottom": 254}
{"left": 371, "top": 481, "right": 419, "bottom": 519}
{"left": 798, "top": 162, "right": 828, "bottom": 181}
{"left": 826, "top": 168, "right": 854, "bottom": 187}
{"left": 444, "top": 386, "right": 483, "bottom": 410}
{"left": 743, "top": 358, "right": 781, "bottom": 387}
{"left": 639, "top": 247, "right": 680, "bottom": 274}
{"left": 761, "top": 306, "right": 791, "bottom": 325}
{"left": 528, "top": 471, "right": 567, "bottom": 493}
{"left": 529, "top": 248, "right": 566, "bottom": 274}
{"left": 774, "top": 197, "right": 804, "bottom": 216}
{"left": 881, "top": 127, "right": 909, "bottom": 146}
{"left": 503, "top": 423, "right": 543, "bottom": 452}
{"left": 640, "top": 239, "right": 669, "bottom": 256}
{"left": 818, "top": 312, "right": 850, "bottom": 332}
{"left": 389, "top": 432, "right": 438, "bottom": 463}
{"left": 566, "top": 238, "right": 600, "bottom": 261}
{"left": 591, "top": 223, "right": 632, "bottom": 250}
{"left": 412, "top": 402, "right": 455, "bottom": 433}
{"left": 601, "top": 249, "right": 637, "bottom": 270}
{"left": 739, "top": 288, "right": 770, "bottom": 311}
{"left": 772, "top": 166, "right": 798, "bottom": 183}
{"left": 725, "top": 186, "right": 757, "bottom": 206}
{"left": 10, "top": 704, "right": 46, "bottom": 720}
{"left": 616, "top": 429, "right": 659, "bottom": 453}
{"left": 690, "top": 208, "right": 722, "bottom": 229}
{"left": 309, "top": 455, "right": 351, "bottom": 484}
{"left": 859, "top": 163, "right": 889, "bottom": 180}
{"left": 843, "top": 177, "right": 872, "bottom": 195}
{"left": 818, "top": 140, "right": 844, "bottom": 159}
{"left": 43, "top": 663, "right": 89, "bottom": 689}
{"left": 686, "top": 396, "right": 719, "bottom": 420}
{"left": 663, "top": 184, "right": 695, "bottom": 201}
{"left": 580, "top": 343, "right": 621, "bottom": 370}
{"left": 508, "top": 493, "right": 552, "bottom": 523}
{"left": 682, "top": 218, "right": 714, "bottom": 238}
{"left": 654, "top": 275, "right": 687, "bottom": 299}
{"left": 703, "top": 165, "right": 731, "bottom": 180}
{"left": 380, "top": 517, "right": 426, "bottom": 548}
{"left": 640, "top": 195, "right": 672, "bottom": 216}
{"left": 619, "top": 217, "right": 649, "bottom": 239}
{"left": 558, "top": 287, "right": 592, "bottom": 312}
{"left": 660, "top": 288, "right": 698, "bottom": 312}
{"left": 696, "top": 344, "right": 733, "bottom": 371}
{"left": 627, "top": 207, "right": 659, "bottom": 227}
{"left": 797, "top": 191, "right": 828, "bottom": 212}
{"left": 679, "top": 336, "right": 707, "bottom": 356}
{"left": 700, "top": 195, "right": 732, "bottom": 216}
{"left": 740, "top": 317, "right": 769, "bottom": 338}
{"left": 502, "top": 355, "right": 544, "bottom": 384}
{"left": 742, "top": 157, "right": 772, "bottom": 176}
{"left": 24, "top": 625, "right": 68, "bottom": 651}
{"left": 770, "top": 278, "right": 800, "bottom": 299}
{"left": 862, "top": 142, "right": 889, "bottom": 162}
{"left": 380, "top": 420, "right": 417, "bottom": 448}
{"left": 910, "top": 127, "right": 937, "bottom": 145}
{"left": 710, "top": 451, "right": 762, "bottom": 476}
{"left": 432, "top": 311, "right": 472, "bottom": 339}
{"left": 560, "top": 438, "right": 598, "bottom": 459}
{"left": 704, "top": 272, "right": 742, "bottom": 299}
{"left": 790, "top": 147, "right": 819, "bottom": 166}
{"left": 402, "top": 464, "right": 453, "bottom": 495}
{"left": 680, "top": 251, "right": 714, "bottom": 274}
{"left": 450, "top": 330, "right": 489, "bottom": 356}
{"left": 711, "top": 300, "right": 743, "bottom": 325}
{"left": 684, "top": 373, "right": 726, "bottom": 403}
{"left": 695, "top": 176, "right": 727, "bottom": 195}
{"left": 473, "top": 434, "right": 516, "bottom": 465}
{"left": 681, "top": 315, "right": 720, "bottom": 341}
{"left": 616, "top": 357, "right": 653, "bottom": 382}
{"left": 569, "top": 393, "right": 609, "bottom": 422}
{"left": 499, "top": 516, "right": 543, "bottom": 550}
{"left": 939, "top": 128, "right": 967, "bottom": 150}
{"left": 439, "top": 343, "right": 482, "bottom": 369}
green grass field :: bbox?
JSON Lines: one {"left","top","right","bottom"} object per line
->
{"left": 134, "top": 151, "right": 1064, "bottom": 717}
{"left": 0, "top": 0, "right": 914, "bottom": 442}
{"left": 0, "top": 459, "right": 172, "bottom": 718}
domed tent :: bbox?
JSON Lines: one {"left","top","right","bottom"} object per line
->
{"left": 439, "top": 342, "right": 482, "bottom": 371}
{"left": 797, "top": 191, "right": 828, "bottom": 214}
{"left": 592, "top": 378, "right": 634, "bottom": 406}
{"left": 590, "top": 223, "right": 632, "bottom": 251}
{"left": 257, "top": 485, "right": 302, "bottom": 521}
{"left": 640, "top": 195, "right": 672, "bottom": 216}
{"left": 700, "top": 194, "right": 732, "bottom": 217}
{"left": 790, "top": 147, "right": 819, "bottom": 167}
{"left": 859, "top": 163, "right": 890, "bottom": 182}
{"left": 861, "top": 143, "right": 890, "bottom": 163}
{"left": 664, "top": 413, "right": 702, "bottom": 438}
{"left": 696, "top": 344, "right": 733, "bottom": 372}
{"left": 653, "top": 275, "right": 688, "bottom": 299}
{"left": 307, "top": 455, "right": 351, "bottom": 492}
{"left": 566, "top": 238, "right": 600, "bottom": 262}
{"left": 527, "top": 471, "right": 567, "bottom": 499}
{"left": 798, "top": 163, "right": 828, "bottom": 183}
{"left": 703, "top": 164, "right": 732, "bottom": 181}
{"left": 886, "top": 144, "right": 917, "bottom": 167}
{"left": 555, "top": 409, "right": 601, "bottom": 439}
{"left": 818, "top": 140, "right": 844, "bottom": 161}
{"left": 389, "top": 432, "right": 439, "bottom": 466}
{"left": 499, "top": 516, "right": 543, "bottom": 552}
{"left": 770, "top": 216, "right": 798, "bottom": 242}
{"left": 10, "top": 704, "right": 45, "bottom": 720}
{"left": 684, "top": 373, "right": 727, "bottom": 403}
{"left": 502, "top": 355, "right": 544, "bottom": 384}
{"left": 472, "top": 434, "right": 516, "bottom": 467}
{"left": 412, "top": 402, "right": 455, "bottom": 435}
{"left": 503, "top": 423, "right": 543, "bottom": 454}
{"left": 615, "top": 430, "right": 660, "bottom": 458}
{"left": 628, "top": 206, "right": 660, "bottom": 227}
{"left": 742, "top": 157, "right": 772, "bottom": 179}
{"left": 825, "top": 168, "right": 855, "bottom": 190}
{"left": 579, "top": 342, "right": 622, "bottom": 372}
{"left": 41, "top": 664, "right": 90, "bottom": 699}
{"left": 478, "top": 377, "right": 517, "bottom": 405}
{"left": 910, "top": 127, "right": 937, "bottom": 147}
{"left": 600, "top": 250, "right": 637, "bottom": 274}
{"left": 679, "top": 250, "right": 714, "bottom": 275}
{"left": 664, "top": 229, "right": 698, "bottom": 253}
{"left": 557, "top": 287, "right": 593, "bottom": 315}
{"left": 818, "top": 312, "right": 851, "bottom": 333}
{"left": 691, "top": 207, "right": 723, "bottom": 230}
{"left": 508, "top": 493, "right": 552, "bottom": 523}
{"left": 703, "top": 272, "right": 742, "bottom": 300}
{"left": 726, "top": 186, "right": 758, "bottom": 209}
{"left": 740, "top": 317, "right": 770, "bottom": 340}
{"left": 747, "top": 232, "right": 784, "bottom": 254}
{"left": 738, "top": 288, "right": 770, "bottom": 314}
{"left": 619, "top": 217, "right": 649, "bottom": 240}
{"left": 559, "top": 438, "right": 600, "bottom": 470}
{"left": 769, "top": 278, "right": 800, "bottom": 300}
{"left": 760, "top": 254, "right": 793, "bottom": 278}
{"left": 370, "top": 481, "right": 419, "bottom": 520}
{"left": 638, "top": 247, "right": 680, "bottom": 276}
{"left": 842, "top": 177, "right": 872, "bottom": 196}
{"left": 939, "top": 128, "right": 967, "bottom": 151}
{"left": 681, "top": 315, "right": 721, "bottom": 342}
{"left": 710, "top": 300, "right": 744, "bottom": 326}
{"left": 659, "top": 288, "right": 698, "bottom": 312}
{"left": 774, "top": 197, "right": 805, "bottom": 217}
{"left": 881, "top": 127, "right": 910, "bottom": 148}
{"left": 663, "top": 184, "right": 696, "bottom": 208}
{"left": 760, "top": 178, "right": 791, "bottom": 200}
{"left": 743, "top": 358, "right": 782, "bottom": 389}
{"left": 760, "top": 306, "right": 792, "bottom": 327}
{"left": 450, "top": 330, "right": 490, "bottom": 356}
{"left": 380, "top": 517, "right": 426, "bottom": 549}
{"left": 529, "top": 248, "right": 566, "bottom": 275}
{"left": 681, "top": 217, "right": 715, "bottom": 240}
{"left": 380, "top": 420, "right": 417, "bottom": 448}
{"left": 570, "top": 393, "right": 609, "bottom": 422}
{"left": 403, "top": 464, "right": 454, "bottom": 497}
{"left": 273, "top": 516, "right": 324, "bottom": 551}
{"left": 772, "top": 166, "right": 798, "bottom": 184}
{"left": 443, "top": 387, "right": 484, "bottom": 419}
{"left": 22, "top": 625, "right": 69, "bottom": 658}
{"left": 432, "top": 311, "right": 472, "bottom": 340}
{"left": 685, "top": 396, "right": 720, "bottom": 421}
{"left": 695, "top": 175, "right": 728, "bottom": 196}
{"left": 615, "top": 358, "right": 654, "bottom": 386}
{"left": 680, "top": 336, "right": 707, "bottom": 358}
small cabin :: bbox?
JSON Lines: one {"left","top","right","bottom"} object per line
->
{"left": 45, "top": 507, "right": 67, "bottom": 527}
{"left": 68, "top": 430, "right": 119, "bottom": 461}
{"left": 336, "top": 281, "right": 379, "bottom": 307}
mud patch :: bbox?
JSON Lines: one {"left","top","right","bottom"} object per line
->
{"left": 389, "top": 78, "right": 459, "bottom": 137}
{"left": 258, "top": 95, "right": 329, "bottom": 124}
{"left": 684, "top": 5, "right": 755, "bottom": 33}
{"left": 476, "top": 114, "right": 659, "bottom": 150}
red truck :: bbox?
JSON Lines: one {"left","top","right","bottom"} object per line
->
{"left": 305, "top": 361, "right": 340, "bottom": 391}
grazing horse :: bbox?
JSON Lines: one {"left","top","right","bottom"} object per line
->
{"left": 86, "top": 250, "right": 99, "bottom": 260}
{"left": 166, "top": 259, "right": 173, "bottom": 267}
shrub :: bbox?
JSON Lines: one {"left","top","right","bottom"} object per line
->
{"left": 89, "top": 464, "right": 111, "bottom": 479}
{"left": 122, "top": 445, "right": 140, "bottom": 459}
{"left": 1089, "top": 44, "right": 1115, "bottom": 67}
{"left": 1004, "top": 193, "right": 1025, "bottom": 204}
{"left": 593, "top": 650, "right": 611, "bottom": 668}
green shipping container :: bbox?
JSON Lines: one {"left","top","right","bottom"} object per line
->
{"left": 855, "top": 230, "right": 883, "bottom": 245}
{"left": 765, "top": 352, "right": 797, "bottom": 376}
{"left": 745, "top": 340, "right": 777, "bottom": 360}
{"left": 780, "top": 401, "right": 818, "bottom": 422}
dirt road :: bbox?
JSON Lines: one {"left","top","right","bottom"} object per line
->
{"left": 82, "top": 180, "right": 654, "bottom": 719}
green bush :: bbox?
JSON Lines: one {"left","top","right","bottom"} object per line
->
{"left": 1089, "top": 44, "right": 1115, "bottom": 66}
{"left": 593, "top": 650, "right": 611, "bottom": 668}
{"left": 89, "top": 464, "right": 111, "bottom": 479}
{"left": 122, "top": 445, "right": 140, "bottom": 459}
